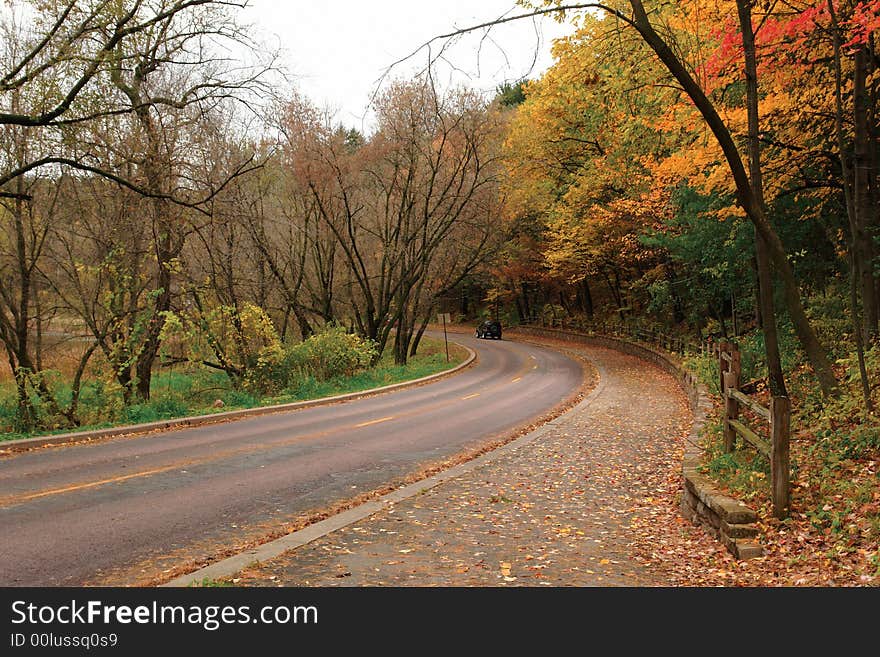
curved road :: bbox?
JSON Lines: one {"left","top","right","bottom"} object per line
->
{"left": 0, "top": 335, "right": 582, "bottom": 586}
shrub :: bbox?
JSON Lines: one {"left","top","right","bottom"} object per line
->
{"left": 160, "top": 303, "right": 285, "bottom": 393}
{"left": 75, "top": 378, "right": 122, "bottom": 426}
{"left": 0, "top": 393, "right": 22, "bottom": 434}
{"left": 284, "top": 325, "right": 377, "bottom": 383}
{"left": 683, "top": 352, "right": 720, "bottom": 396}
{"left": 805, "top": 285, "right": 855, "bottom": 361}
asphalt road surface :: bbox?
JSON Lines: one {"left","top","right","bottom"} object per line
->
{"left": 0, "top": 334, "right": 582, "bottom": 586}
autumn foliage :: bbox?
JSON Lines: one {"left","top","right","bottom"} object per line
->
{"left": 492, "top": 1, "right": 879, "bottom": 583}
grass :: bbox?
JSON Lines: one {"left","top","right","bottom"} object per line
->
{"left": 0, "top": 338, "right": 468, "bottom": 443}
{"left": 189, "top": 577, "right": 233, "bottom": 588}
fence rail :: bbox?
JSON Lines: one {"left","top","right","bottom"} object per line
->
{"left": 728, "top": 389, "right": 770, "bottom": 422}
{"left": 718, "top": 342, "right": 791, "bottom": 519}
{"left": 522, "top": 315, "right": 717, "bottom": 358}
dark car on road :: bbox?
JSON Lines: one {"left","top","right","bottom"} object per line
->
{"left": 475, "top": 319, "right": 502, "bottom": 340}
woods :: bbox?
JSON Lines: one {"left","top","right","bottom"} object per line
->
{"left": 1, "top": 0, "right": 878, "bottom": 448}
{"left": 491, "top": 1, "right": 877, "bottom": 404}
{"left": 0, "top": 1, "right": 502, "bottom": 433}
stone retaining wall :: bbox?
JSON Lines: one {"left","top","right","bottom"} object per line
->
{"left": 510, "top": 326, "right": 763, "bottom": 560}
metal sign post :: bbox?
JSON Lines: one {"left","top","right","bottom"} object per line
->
{"left": 438, "top": 313, "right": 450, "bottom": 362}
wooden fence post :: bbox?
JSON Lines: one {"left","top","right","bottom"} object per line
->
{"left": 771, "top": 396, "right": 791, "bottom": 519}
{"left": 718, "top": 341, "right": 730, "bottom": 396}
{"left": 723, "top": 369, "right": 740, "bottom": 452}
{"left": 731, "top": 344, "right": 741, "bottom": 386}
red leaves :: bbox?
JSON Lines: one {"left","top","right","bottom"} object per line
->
{"left": 845, "top": 0, "right": 880, "bottom": 48}
{"left": 701, "top": 1, "right": 832, "bottom": 88}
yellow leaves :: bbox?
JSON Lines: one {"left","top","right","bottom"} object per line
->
{"left": 159, "top": 301, "right": 283, "bottom": 381}
{"left": 499, "top": 561, "right": 517, "bottom": 582}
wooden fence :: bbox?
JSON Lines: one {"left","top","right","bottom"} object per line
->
{"left": 717, "top": 342, "right": 791, "bottom": 519}
{"left": 527, "top": 315, "right": 719, "bottom": 357}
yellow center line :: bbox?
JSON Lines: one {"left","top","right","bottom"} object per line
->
{"left": 355, "top": 416, "right": 395, "bottom": 428}
{"left": 4, "top": 348, "right": 550, "bottom": 507}
{"left": 5, "top": 465, "right": 182, "bottom": 505}
{"left": 462, "top": 393, "right": 480, "bottom": 400}
{"left": 0, "top": 427, "right": 341, "bottom": 508}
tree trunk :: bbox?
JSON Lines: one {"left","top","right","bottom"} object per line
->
{"left": 578, "top": 279, "right": 594, "bottom": 318}
{"left": 520, "top": 282, "right": 531, "bottom": 321}
{"left": 135, "top": 210, "right": 174, "bottom": 402}
{"left": 410, "top": 313, "right": 431, "bottom": 358}
{"left": 515, "top": 295, "right": 526, "bottom": 323}
{"left": 853, "top": 46, "right": 879, "bottom": 339}
{"left": 829, "top": 0, "right": 874, "bottom": 411}
{"left": 394, "top": 318, "right": 412, "bottom": 365}
{"left": 293, "top": 305, "right": 314, "bottom": 341}
{"left": 708, "top": 299, "right": 728, "bottom": 340}
{"left": 737, "top": 0, "right": 787, "bottom": 397}
{"left": 869, "top": 34, "right": 879, "bottom": 315}
{"left": 754, "top": 230, "right": 786, "bottom": 395}
{"left": 459, "top": 286, "right": 470, "bottom": 318}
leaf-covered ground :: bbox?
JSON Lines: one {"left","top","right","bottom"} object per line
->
{"left": 223, "top": 341, "right": 688, "bottom": 586}
{"left": 683, "top": 408, "right": 879, "bottom": 585}
{"left": 220, "top": 337, "right": 879, "bottom": 587}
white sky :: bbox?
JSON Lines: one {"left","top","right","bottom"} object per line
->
{"left": 240, "top": 1, "right": 575, "bottom": 132}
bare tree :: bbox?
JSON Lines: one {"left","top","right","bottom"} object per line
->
{"left": 1, "top": 0, "right": 273, "bottom": 415}
{"left": 365, "top": 82, "right": 503, "bottom": 363}
{"left": 0, "top": 1, "right": 270, "bottom": 194}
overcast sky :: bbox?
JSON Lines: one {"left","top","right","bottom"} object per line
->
{"left": 241, "top": 1, "right": 574, "bottom": 131}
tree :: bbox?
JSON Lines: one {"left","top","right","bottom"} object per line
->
{"left": 364, "top": 81, "right": 503, "bottom": 363}
{"left": 421, "top": 0, "right": 841, "bottom": 394}
{"left": 0, "top": 1, "right": 270, "bottom": 408}
{"left": 0, "top": 0, "right": 265, "bottom": 194}
{"left": 500, "top": 17, "right": 673, "bottom": 322}
{"left": 736, "top": 0, "right": 787, "bottom": 396}
{"left": 625, "top": 0, "right": 839, "bottom": 394}
{"left": 282, "top": 81, "right": 503, "bottom": 364}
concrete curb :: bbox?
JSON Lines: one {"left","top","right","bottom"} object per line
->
{"left": 164, "top": 358, "right": 608, "bottom": 587}
{"left": 0, "top": 344, "right": 476, "bottom": 455}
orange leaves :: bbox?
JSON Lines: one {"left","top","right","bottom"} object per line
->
{"left": 502, "top": 9, "right": 685, "bottom": 284}
{"left": 503, "top": 0, "right": 864, "bottom": 309}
